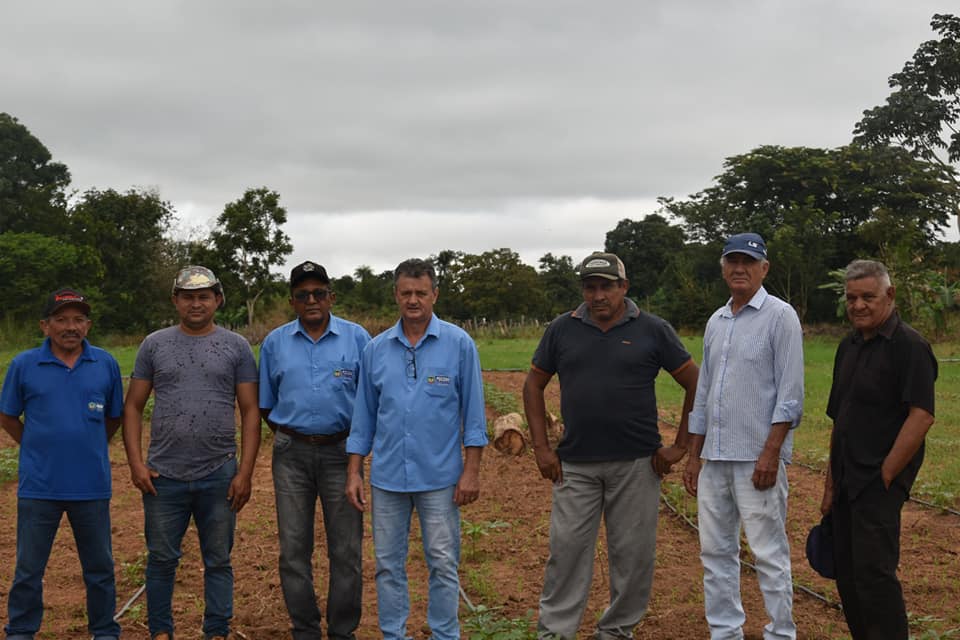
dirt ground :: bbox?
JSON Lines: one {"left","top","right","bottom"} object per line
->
{"left": 1, "top": 371, "right": 958, "bottom": 639}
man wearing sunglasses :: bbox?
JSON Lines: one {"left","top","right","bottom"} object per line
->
{"left": 259, "top": 260, "right": 371, "bottom": 640}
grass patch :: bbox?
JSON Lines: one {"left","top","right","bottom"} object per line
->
{"left": 483, "top": 382, "right": 522, "bottom": 416}
{"left": 462, "top": 605, "right": 536, "bottom": 640}
{"left": 475, "top": 338, "right": 538, "bottom": 371}
{"left": 0, "top": 447, "right": 17, "bottom": 484}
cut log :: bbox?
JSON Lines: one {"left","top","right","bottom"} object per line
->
{"left": 546, "top": 412, "right": 563, "bottom": 443}
{"left": 493, "top": 412, "right": 526, "bottom": 455}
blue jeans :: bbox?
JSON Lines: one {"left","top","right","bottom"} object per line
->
{"left": 5, "top": 498, "right": 120, "bottom": 640}
{"left": 697, "top": 460, "right": 795, "bottom": 640}
{"left": 272, "top": 435, "right": 362, "bottom": 640}
{"left": 143, "top": 458, "right": 237, "bottom": 639}
{"left": 371, "top": 485, "right": 461, "bottom": 640}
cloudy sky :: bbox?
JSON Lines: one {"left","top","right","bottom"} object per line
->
{"left": 3, "top": 1, "right": 955, "bottom": 278}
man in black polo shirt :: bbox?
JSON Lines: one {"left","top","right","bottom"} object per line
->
{"left": 821, "top": 259, "right": 937, "bottom": 640}
{"left": 523, "top": 251, "right": 699, "bottom": 640}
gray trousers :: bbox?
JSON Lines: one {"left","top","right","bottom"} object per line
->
{"left": 538, "top": 457, "right": 661, "bottom": 640}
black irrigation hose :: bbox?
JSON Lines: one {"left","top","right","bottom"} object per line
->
{"left": 658, "top": 490, "right": 840, "bottom": 610}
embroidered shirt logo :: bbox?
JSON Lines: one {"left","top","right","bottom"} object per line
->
{"left": 87, "top": 401, "right": 105, "bottom": 413}
{"left": 427, "top": 375, "right": 450, "bottom": 385}
{"left": 333, "top": 369, "right": 354, "bottom": 379}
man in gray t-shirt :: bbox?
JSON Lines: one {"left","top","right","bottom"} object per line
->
{"left": 123, "top": 266, "right": 260, "bottom": 640}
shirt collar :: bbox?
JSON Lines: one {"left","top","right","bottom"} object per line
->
{"left": 852, "top": 309, "right": 900, "bottom": 343}
{"left": 571, "top": 297, "right": 640, "bottom": 328}
{"left": 38, "top": 337, "right": 95, "bottom": 365}
{"left": 721, "top": 286, "right": 768, "bottom": 318}
{"left": 388, "top": 313, "right": 441, "bottom": 348}
{"left": 291, "top": 313, "right": 341, "bottom": 341}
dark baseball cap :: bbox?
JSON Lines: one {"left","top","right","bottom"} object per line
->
{"left": 578, "top": 252, "right": 627, "bottom": 281}
{"left": 805, "top": 514, "right": 836, "bottom": 580}
{"left": 43, "top": 288, "right": 91, "bottom": 318}
{"left": 290, "top": 261, "right": 330, "bottom": 287}
{"left": 722, "top": 233, "right": 767, "bottom": 260}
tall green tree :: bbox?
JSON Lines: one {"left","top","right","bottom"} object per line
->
{"left": 454, "top": 248, "right": 545, "bottom": 321}
{"left": 854, "top": 14, "right": 960, "bottom": 231}
{"left": 663, "top": 144, "right": 957, "bottom": 320}
{"left": 68, "top": 188, "right": 177, "bottom": 332}
{"left": 0, "top": 232, "right": 103, "bottom": 322}
{"left": 604, "top": 214, "right": 686, "bottom": 302}
{"left": 537, "top": 253, "right": 580, "bottom": 317}
{"left": 208, "top": 187, "right": 293, "bottom": 325}
{"left": 0, "top": 113, "right": 71, "bottom": 235}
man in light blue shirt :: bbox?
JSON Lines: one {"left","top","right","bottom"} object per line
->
{"left": 346, "top": 258, "right": 487, "bottom": 640}
{"left": 683, "top": 233, "right": 804, "bottom": 640}
{"left": 259, "top": 261, "right": 371, "bottom": 640}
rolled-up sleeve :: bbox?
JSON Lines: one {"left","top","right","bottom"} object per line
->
{"left": 772, "top": 306, "right": 805, "bottom": 428}
{"left": 459, "top": 336, "right": 489, "bottom": 448}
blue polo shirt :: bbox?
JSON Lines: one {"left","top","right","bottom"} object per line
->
{"left": 347, "top": 314, "right": 488, "bottom": 492}
{"left": 0, "top": 338, "right": 123, "bottom": 500}
{"left": 258, "top": 314, "right": 372, "bottom": 434}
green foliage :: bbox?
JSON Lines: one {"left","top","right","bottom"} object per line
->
{"left": 536, "top": 253, "right": 580, "bottom": 317}
{"left": 0, "top": 232, "right": 104, "bottom": 322}
{"left": 0, "top": 447, "right": 18, "bottom": 485}
{"left": 483, "top": 382, "right": 523, "bottom": 416}
{"left": 0, "top": 112, "right": 71, "bottom": 235}
{"left": 462, "top": 519, "right": 512, "bottom": 559}
{"left": 67, "top": 187, "right": 178, "bottom": 333}
{"left": 462, "top": 605, "right": 536, "bottom": 640}
{"left": 605, "top": 213, "right": 685, "bottom": 302}
{"left": 854, "top": 14, "right": 960, "bottom": 180}
{"left": 452, "top": 249, "right": 546, "bottom": 321}
{"left": 661, "top": 144, "right": 958, "bottom": 322}
{"left": 203, "top": 187, "right": 293, "bottom": 325}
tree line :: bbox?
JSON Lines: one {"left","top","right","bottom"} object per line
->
{"left": 2, "top": 14, "right": 959, "bottom": 336}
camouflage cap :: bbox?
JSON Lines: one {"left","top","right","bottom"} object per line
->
{"left": 172, "top": 265, "right": 225, "bottom": 308}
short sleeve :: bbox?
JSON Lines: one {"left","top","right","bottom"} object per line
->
{"left": 901, "top": 338, "right": 937, "bottom": 416}
{"left": 0, "top": 357, "right": 24, "bottom": 417}
{"left": 531, "top": 316, "right": 562, "bottom": 374}
{"left": 131, "top": 337, "right": 155, "bottom": 381}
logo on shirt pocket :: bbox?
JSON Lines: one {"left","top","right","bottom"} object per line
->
{"left": 86, "top": 394, "right": 106, "bottom": 421}
{"left": 425, "top": 372, "right": 452, "bottom": 396}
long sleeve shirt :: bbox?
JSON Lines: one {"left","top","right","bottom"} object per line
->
{"left": 689, "top": 287, "right": 804, "bottom": 462}
{"left": 346, "top": 314, "right": 488, "bottom": 492}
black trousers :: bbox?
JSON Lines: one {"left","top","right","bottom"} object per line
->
{"left": 832, "top": 478, "right": 908, "bottom": 640}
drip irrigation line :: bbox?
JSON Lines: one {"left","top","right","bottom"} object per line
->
{"left": 460, "top": 584, "right": 478, "bottom": 612}
{"left": 114, "top": 584, "right": 145, "bottom": 620}
{"left": 658, "top": 490, "right": 840, "bottom": 610}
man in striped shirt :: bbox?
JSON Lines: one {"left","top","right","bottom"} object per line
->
{"left": 683, "top": 233, "right": 804, "bottom": 640}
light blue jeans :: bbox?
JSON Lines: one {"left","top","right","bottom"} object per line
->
{"left": 371, "top": 485, "right": 461, "bottom": 640}
{"left": 143, "top": 458, "right": 237, "bottom": 639}
{"left": 697, "top": 459, "right": 795, "bottom": 640}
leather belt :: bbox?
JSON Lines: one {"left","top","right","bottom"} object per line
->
{"left": 275, "top": 425, "right": 349, "bottom": 445}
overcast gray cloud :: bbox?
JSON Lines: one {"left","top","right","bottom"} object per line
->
{"left": 2, "top": 1, "right": 953, "bottom": 277}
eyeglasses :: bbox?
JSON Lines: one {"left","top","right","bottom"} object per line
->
{"left": 293, "top": 289, "right": 330, "bottom": 302}
{"left": 404, "top": 346, "right": 417, "bottom": 379}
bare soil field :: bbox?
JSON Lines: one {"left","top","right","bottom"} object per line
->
{"left": 0, "top": 371, "right": 958, "bottom": 639}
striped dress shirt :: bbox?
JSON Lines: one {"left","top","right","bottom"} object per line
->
{"left": 688, "top": 286, "right": 804, "bottom": 462}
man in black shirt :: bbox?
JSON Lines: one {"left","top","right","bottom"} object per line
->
{"left": 523, "top": 251, "right": 699, "bottom": 639}
{"left": 821, "top": 259, "right": 937, "bottom": 640}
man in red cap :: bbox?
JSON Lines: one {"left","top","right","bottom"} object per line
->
{"left": 1, "top": 288, "right": 123, "bottom": 640}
